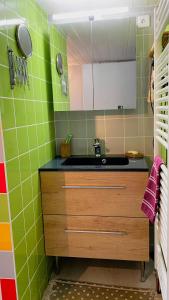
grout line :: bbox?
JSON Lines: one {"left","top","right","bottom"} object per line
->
{"left": 0, "top": 95, "right": 54, "bottom": 102}
{"left": 54, "top": 116, "right": 154, "bottom": 122}
{"left": 55, "top": 136, "right": 153, "bottom": 140}
{"left": 20, "top": 255, "right": 47, "bottom": 300}
{"left": 16, "top": 232, "right": 44, "bottom": 279}
{"left": 11, "top": 190, "right": 41, "bottom": 225}
{"left": 0, "top": 63, "right": 8, "bottom": 68}
{"left": 14, "top": 209, "right": 42, "bottom": 251}
{"left": 4, "top": 121, "right": 55, "bottom": 132}
{"left": 5, "top": 138, "right": 55, "bottom": 165}
{"left": 11, "top": 88, "right": 32, "bottom": 298}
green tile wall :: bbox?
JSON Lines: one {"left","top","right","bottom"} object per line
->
{"left": 0, "top": 194, "right": 9, "bottom": 222}
{"left": 50, "top": 25, "right": 70, "bottom": 111}
{"left": 0, "top": 0, "right": 56, "bottom": 299}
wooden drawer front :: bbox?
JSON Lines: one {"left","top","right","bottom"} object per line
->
{"left": 43, "top": 215, "right": 149, "bottom": 261}
{"left": 41, "top": 171, "right": 148, "bottom": 192}
{"left": 42, "top": 190, "right": 145, "bottom": 217}
{"left": 41, "top": 171, "right": 148, "bottom": 217}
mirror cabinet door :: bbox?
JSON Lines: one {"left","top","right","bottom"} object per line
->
{"left": 52, "top": 16, "right": 136, "bottom": 111}
{"left": 92, "top": 18, "right": 136, "bottom": 110}
{"left": 66, "top": 22, "right": 93, "bottom": 111}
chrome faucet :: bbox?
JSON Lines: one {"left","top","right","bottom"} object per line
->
{"left": 93, "top": 138, "right": 101, "bottom": 157}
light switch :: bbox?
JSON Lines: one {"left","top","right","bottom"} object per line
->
{"left": 136, "top": 15, "right": 150, "bottom": 28}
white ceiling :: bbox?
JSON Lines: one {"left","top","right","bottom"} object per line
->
{"left": 61, "top": 17, "right": 136, "bottom": 65}
{"left": 37, "top": 0, "right": 157, "bottom": 64}
{"left": 37, "top": 0, "right": 157, "bottom": 15}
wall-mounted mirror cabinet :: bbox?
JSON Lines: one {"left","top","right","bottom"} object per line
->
{"left": 51, "top": 16, "right": 136, "bottom": 111}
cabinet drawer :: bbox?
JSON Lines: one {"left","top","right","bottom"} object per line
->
{"left": 43, "top": 215, "right": 149, "bottom": 261}
{"left": 40, "top": 171, "right": 148, "bottom": 191}
{"left": 41, "top": 172, "right": 148, "bottom": 217}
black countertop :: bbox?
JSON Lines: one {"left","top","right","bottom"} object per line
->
{"left": 39, "top": 156, "right": 149, "bottom": 172}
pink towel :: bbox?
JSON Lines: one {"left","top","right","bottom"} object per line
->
{"left": 141, "top": 156, "right": 164, "bottom": 223}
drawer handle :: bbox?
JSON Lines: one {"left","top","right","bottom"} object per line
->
{"left": 62, "top": 185, "right": 126, "bottom": 189}
{"left": 64, "top": 229, "right": 127, "bottom": 236}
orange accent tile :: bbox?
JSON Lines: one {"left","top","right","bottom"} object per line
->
{"left": 0, "top": 224, "right": 12, "bottom": 251}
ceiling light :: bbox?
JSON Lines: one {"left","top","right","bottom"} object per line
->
{"left": 0, "top": 18, "right": 26, "bottom": 27}
{"left": 50, "top": 7, "right": 129, "bottom": 24}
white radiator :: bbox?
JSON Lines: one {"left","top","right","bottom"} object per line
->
{"left": 154, "top": 1, "right": 169, "bottom": 299}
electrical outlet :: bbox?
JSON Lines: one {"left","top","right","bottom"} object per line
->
{"left": 136, "top": 15, "right": 150, "bottom": 28}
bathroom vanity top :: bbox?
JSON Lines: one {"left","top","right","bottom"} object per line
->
{"left": 39, "top": 156, "right": 149, "bottom": 172}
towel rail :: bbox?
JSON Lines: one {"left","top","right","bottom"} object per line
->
{"left": 154, "top": 0, "right": 169, "bottom": 297}
{"left": 156, "top": 136, "right": 168, "bottom": 149}
{"left": 156, "top": 121, "right": 168, "bottom": 131}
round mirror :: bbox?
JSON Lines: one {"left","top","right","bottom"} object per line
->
{"left": 16, "top": 24, "right": 32, "bottom": 58}
{"left": 56, "top": 53, "right": 63, "bottom": 75}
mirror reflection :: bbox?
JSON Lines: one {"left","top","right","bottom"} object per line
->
{"left": 58, "top": 17, "right": 136, "bottom": 111}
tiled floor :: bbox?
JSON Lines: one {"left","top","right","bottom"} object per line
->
{"left": 45, "top": 257, "right": 163, "bottom": 299}
{"left": 54, "top": 258, "right": 156, "bottom": 289}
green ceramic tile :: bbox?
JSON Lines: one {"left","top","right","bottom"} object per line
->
{"left": 12, "top": 212, "right": 25, "bottom": 248}
{"left": 33, "top": 78, "right": 41, "bottom": 101}
{"left": 34, "top": 101, "right": 44, "bottom": 124}
{"left": 27, "top": 126, "right": 38, "bottom": 151}
{"left": 29, "top": 148, "right": 39, "bottom": 173}
{"left": 45, "top": 61, "right": 52, "bottom": 82}
{"left": 37, "top": 259, "right": 48, "bottom": 291}
{"left": 31, "top": 55, "right": 40, "bottom": 78}
{"left": 17, "top": 263, "right": 29, "bottom": 299}
{"left": 50, "top": 25, "right": 70, "bottom": 111}
{"left": 3, "top": 129, "right": 18, "bottom": 161}
{"left": 14, "top": 100, "right": 26, "bottom": 127}
{"left": 6, "top": 158, "right": 20, "bottom": 191}
{"left": 36, "top": 124, "right": 45, "bottom": 146}
{"left": 42, "top": 102, "right": 49, "bottom": 123}
{"left": 7, "top": 24, "right": 18, "bottom": 43}
{"left": 19, "top": 153, "right": 31, "bottom": 182}
{"left": 43, "top": 123, "right": 50, "bottom": 143}
{"left": 32, "top": 172, "right": 40, "bottom": 199}
{"left": 38, "top": 145, "right": 46, "bottom": 166}
{"left": 35, "top": 217, "right": 44, "bottom": 243}
{"left": 0, "top": 98, "right": 15, "bottom": 129}
{"left": 45, "top": 142, "right": 54, "bottom": 160}
{"left": 6, "top": 37, "right": 19, "bottom": 57}
{"left": 15, "top": 237, "right": 27, "bottom": 274}
{"left": 24, "top": 77, "right": 34, "bottom": 101}
{"left": 9, "top": 186, "right": 23, "bottom": 220}
{"left": 36, "top": 238, "right": 45, "bottom": 266}
{"left": 0, "top": 65, "right": 12, "bottom": 98}
{"left": 30, "top": 273, "right": 41, "bottom": 300}
{"left": 22, "top": 178, "right": 33, "bottom": 207}
{"left": 33, "top": 195, "right": 42, "bottom": 221}
{"left": 24, "top": 202, "right": 35, "bottom": 233}
{"left": 22, "top": 288, "right": 31, "bottom": 300}
{"left": 25, "top": 101, "right": 36, "bottom": 125}
{"left": 17, "top": 127, "right": 29, "bottom": 155}
{"left": 13, "top": 84, "right": 25, "bottom": 99}
{"left": 27, "top": 248, "right": 38, "bottom": 279}
{"left": 40, "top": 81, "right": 48, "bottom": 101}
{"left": 26, "top": 226, "right": 36, "bottom": 256}
{"left": 0, "top": 33, "right": 8, "bottom": 66}
{"left": 0, "top": 194, "right": 9, "bottom": 222}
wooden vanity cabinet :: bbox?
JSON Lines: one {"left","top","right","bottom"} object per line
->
{"left": 40, "top": 171, "right": 149, "bottom": 261}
